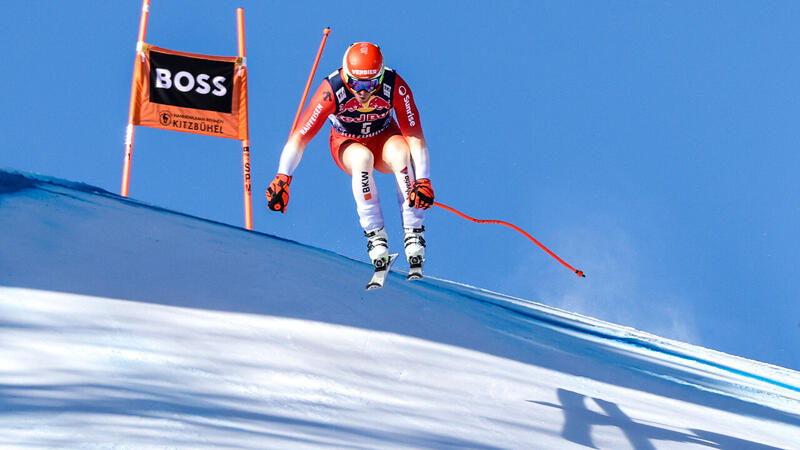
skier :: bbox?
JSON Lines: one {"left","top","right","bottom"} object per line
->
{"left": 266, "top": 42, "right": 434, "bottom": 275}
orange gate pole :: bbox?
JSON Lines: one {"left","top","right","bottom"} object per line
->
{"left": 290, "top": 27, "right": 331, "bottom": 136}
{"left": 121, "top": 0, "right": 151, "bottom": 197}
{"left": 237, "top": 8, "right": 253, "bottom": 230}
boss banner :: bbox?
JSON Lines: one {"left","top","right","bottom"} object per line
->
{"left": 130, "top": 44, "right": 247, "bottom": 140}
{"left": 122, "top": 2, "right": 253, "bottom": 230}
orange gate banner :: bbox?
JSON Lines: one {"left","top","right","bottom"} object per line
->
{"left": 130, "top": 44, "right": 248, "bottom": 140}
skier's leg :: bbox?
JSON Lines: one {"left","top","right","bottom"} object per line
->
{"left": 341, "top": 142, "right": 388, "bottom": 263}
{"left": 382, "top": 135, "right": 426, "bottom": 263}
{"left": 382, "top": 135, "right": 424, "bottom": 228}
{"left": 342, "top": 142, "right": 384, "bottom": 231}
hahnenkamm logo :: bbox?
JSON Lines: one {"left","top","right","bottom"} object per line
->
{"left": 159, "top": 111, "right": 172, "bottom": 126}
{"left": 149, "top": 51, "right": 235, "bottom": 113}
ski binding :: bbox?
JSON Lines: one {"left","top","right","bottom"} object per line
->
{"left": 406, "top": 255, "right": 424, "bottom": 281}
{"left": 366, "top": 253, "right": 399, "bottom": 290}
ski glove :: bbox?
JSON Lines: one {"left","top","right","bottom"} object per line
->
{"left": 266, "top": 174, "right": 292, "bottom": 213}
{"left": 408, "top": 178, "right": 434, "bottom": 210}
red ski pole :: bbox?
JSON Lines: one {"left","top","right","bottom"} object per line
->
{"left": 433, "top": 202, "right": 585, "bottom": 278}
{"left": 289, "top": 27, "right": 331, "bottom": 137}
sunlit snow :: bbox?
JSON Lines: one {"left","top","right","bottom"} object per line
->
{"left": 1, "top": 169, "right": 798, "bottom": 449}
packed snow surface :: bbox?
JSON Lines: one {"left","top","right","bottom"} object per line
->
{"left": 1, "top": 168, "right": 798, "bottom": 449}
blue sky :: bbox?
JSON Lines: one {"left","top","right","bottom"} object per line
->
{"left": 1, "top": 1, "right": 798, "bottom": 370}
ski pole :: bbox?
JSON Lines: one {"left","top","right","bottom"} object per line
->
{"left": 433, "top": 202, "right": 586, "bottom": 278}
{"left": 289, "top": 27, "right": 331, "bottom": 137}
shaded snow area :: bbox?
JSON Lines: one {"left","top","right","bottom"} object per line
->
{"left": 1, "top": 168, "right": 799, "bottom": 449}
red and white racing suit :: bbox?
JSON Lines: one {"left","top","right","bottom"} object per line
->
{"left": 276, "top": 67, "right": 430, "bottom": 231}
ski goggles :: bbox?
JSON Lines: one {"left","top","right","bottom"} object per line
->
{"left": 345, "top": 73, "right": 383, "bottom": 93}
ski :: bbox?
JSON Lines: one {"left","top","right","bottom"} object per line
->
{"left": 365, "top": 253, "right": 399, "bottom": 290}
{"left": 406, "top": 255, "right": 424, "bottom": 281}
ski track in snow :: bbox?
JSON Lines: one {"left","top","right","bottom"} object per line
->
{"left": 1, "top": 168, "right": 799, "bottom": 449}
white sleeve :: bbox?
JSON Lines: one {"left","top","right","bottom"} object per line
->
{"left": 408, "top": 138, "right": 430, "bottom": 179}
{"left": 277, "top": 141, "right": 304, "bottom": 176}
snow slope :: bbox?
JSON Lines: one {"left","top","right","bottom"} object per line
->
{"left": 1, "top": 168, "right": 799, "bottom": 449}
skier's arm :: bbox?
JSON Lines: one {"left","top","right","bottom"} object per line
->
{"left": 393, "top": 74, "right": 430, "bottom": 179}
{"left": 276, "top": 80, "right": 337, "bottom": 176}
{"left": 267, "top": 80, "right": 336, "bottom": 213}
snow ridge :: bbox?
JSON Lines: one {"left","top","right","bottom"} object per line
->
{"left": 1, "top": 167, "right": 799, "bottom": 449}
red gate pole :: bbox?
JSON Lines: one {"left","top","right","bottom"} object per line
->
{"left": 289, "top": 27, "right": 331, "bottom": 136}
{"left": 237, "top": 8, "right": 253, "bottom": 230}
{"left": 121, "top": 0, "right": 151, "bottom": 197}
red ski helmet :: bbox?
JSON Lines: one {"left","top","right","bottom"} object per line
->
{"left": 342, "top": 42, "right": 385, "bottom": 81}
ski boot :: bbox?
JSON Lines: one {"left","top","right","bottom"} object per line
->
{"left": 365, "top": 227, "right": 391, "bottom": 269}
{"left": 404, "top": 226, "right": 425, "bottom": 280}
